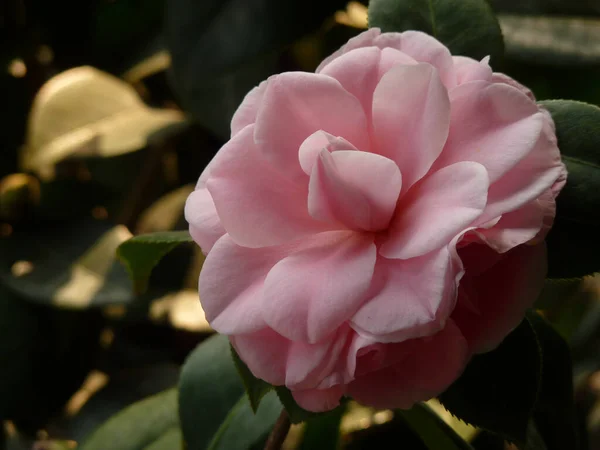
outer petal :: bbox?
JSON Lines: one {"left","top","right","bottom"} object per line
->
{"left": 453, "top": 56, "right": 493, "bottom": 84}
{"left": 230, "top": 80, "right": 268, "bottom": 136}
{"left": 292, "top": 385, "right": 346, "bottom": 412}
{"left": 207, "top": 125, "right": 333, "bottom": 248}
{"left": 351, "top": 246, "right": 461, "bottom": 343}
{"left": 199, "top": 234, "right": 285, "bottom": 334}
{"left": 299, "top": 131, "right": 357, "bottom": 176}
{"left": 373, "top": 63, "right": 451, "bottom": 191}
{"left": 380, "top": 161, "right": 489, "bottom": 260}
{"left": 308, "top": 150, "right": 402, "bottom": 231}
{"left": 348, "top": 320, "right": 469, "bottom": 409}
{"left": 254, "top": 72, "right": 370, "bottom": 181}
{"left": 185, "top": 188, "right": 225, "bottom": 254}
{"left": 491, "top": 72, "right": 535, "bottom": 101}
{"left": 452, "top": 243, "right": 547, "bottom": 353}
{"left": 262, "top": 231, "right": 376, "bottom": 343}
{"left": 316, "top": 28, "right": 383, "bottom": 72}
{"left": 433, "top": 81, "right": 544, "bottom": 183}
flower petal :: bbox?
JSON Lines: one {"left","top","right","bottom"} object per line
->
{"left": 262, "top": 231, "right": 376, "bottom": 343}
{"left": 230, "top": 80, "right": 268, "bottom": 136}
{"left": 433, "top": 81, "right": 544, "bottom": 183}
{"left": 348, "top": 320, "right": 469, "bottom": 409}
{"left": 254, "top": 72, "right": 370, "bottom": 181}
{"left": 491, "top": 72, "right": 535, "bottom": 100}
{"left": 351, "top": 246, "right": 461, "bottom": 343}
{"left": 380, "top": 161, "right": 489, "bottom": 260}
{"left": 207, "top": 125, "right": 332, "bottom": 247}
{"left": 299, "top": 131, "right": 358, "bottom": 176}
{"left": 452, "top": 243, "right": 547, "bottom": 353}
{"left": 453, "top": 56, "right": 493, "bottom": 84}
{"left": 292, "top": 385, "right": 346, "bottom": 412}
{"left": 373, "top": 63, "right": 451, "bottom": 192}
{"left": 308, "top": 150, "right": 402, "bottom": 231}
{"left": 185, "top": 188, "right": 225, "bottom": 254}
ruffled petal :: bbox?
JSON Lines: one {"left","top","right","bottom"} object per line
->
{"left": 348, "top": 320, "right": 469, "bottom": 409}
{"left": 351, "top": 246, "right": 461, "bottom": 343}
{"left": 452, "top": 243, "right": 547, "bottom": 353}
{"left": 185, "top": 188, "right": 225, "bottom": 254}
{"left": 308, "top": 150, "right": 402, "bottom": 231}
{"left": 381, "top": 161, "right": 489, "bottom": 260}
{"left": 230, "top": 80, "right": 268, "bottom": 136}
{"left": 207, "top": 125, "right": 333, "bottom": 248}
{"left": 254, "top": 72, "right": 370, "bottom": 181}
{"left": 453, "top": 56, "right": 493, "bottom": 84}
{"left": 299, "top": 131, "right": 357, "bottom": 176}
{"left": 373, "top": 63, "right": 451, "bottom": 192}
{"left": 262, "top": 231, "right": 376, "bottom": 343}
{"left": 292, "top": 385, "right": 346, "bottom": 412}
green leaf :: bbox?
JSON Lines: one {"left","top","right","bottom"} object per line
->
{"left": 166, "top": 0, "right": 348, "bottom": 137}
{"left": 207, "top": 392, "right": 282, "bottom": 450}
{"left": 438, "top": 317, "right": 541, "bottom": 444}
{"left": 499, "top": 15, "right": 600, "bottom": 66}
{"left": 0, "top": 219, "right": 135, "bottom": 308}
{"left": 397, "top": 404, "right": 474, "bottom": 450}
{"left": 367, "top": 0, "right": 504, "bottom": 63}
{"left": 117, "top": 230, "right": 193, "bottom": 294}
{"left": 298, "top": 403, "right": 346, "bottom": 450}
{"left": 527, "top": 312, "right": 579, "bottom": 450}
{"left": 80, "top": 389, "right": 178, "bottom": 450}
{"left": 178, "top": 334, "right": 246, "bottom": 449}
{"left": 539, "top": 100, "right": 600, "bottom": 278}
{"left": 230, "top": 345, "right": 272, "bottom": 413}
{"left": 275, "top": 387, "right": 317, "bottom": 424}
{"left": 143, "top": 428, "right": 183, "bottom": 450}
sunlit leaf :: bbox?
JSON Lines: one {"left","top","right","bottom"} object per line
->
{"left": 116, "top": 230, "right": 194, "bottom": 294}
{"left": 489, "top": 0, "right": 600, "bottom": 16}
{"left": 368, "top": 0, "right": 504, "bottom": 63}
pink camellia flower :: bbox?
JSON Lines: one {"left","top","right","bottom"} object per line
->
{"left": 185, "top": 28, "right": 567, "bottom": 412}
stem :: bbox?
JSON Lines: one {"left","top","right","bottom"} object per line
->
{"left": 264, "top": 410, "right": 291, "bottom": 450}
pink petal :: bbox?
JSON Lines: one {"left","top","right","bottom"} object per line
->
{"left": 452, "top": 243, "right": 547, "bottom": 354}
{"left": 207, "top": 125, "right": 332, "bottom": 248}
{"left": 199, "top": 234, "right": 286, "bottom": 334}
{"left": 292, "top": 385, "right": 346, "bottom": 412}
{"left": 230, "top": 80, "right": 268, "bottom": 136}
{"left": 348, "top": 320, "right": 469, "bottom": 409}
{"left": 308, "top": 150, "right": 402, "bottom": 231}
{"left": 453, "top": 56, "right": 493, "bottom": 84}
{"left": 299, "top": 131, "right": 357, "bottom": 176}
{"left": 433, "top": 81, "right": 544, "bottom": 183}
{"left": 319, "top": 46, "right": 416, "bottom": 118}
{"left": 351, "top": 246, "right": 461, "bottom": 343}
{"left": 380, "top": 161, "right": 489, "bottom": 260}
{"left": 491, "top": 72, "right": 536, "bottom": 100}
{"left": 262, "top": 231, "right": 376, "bottom": 343}
{"left": 185, "top": 188, "right": 225, "bottom": 254}
{"left": 316, "top": 28, "right": 383, "bottom": 72}
{"left": 254, "top": 72, "right": 370, "bottom": 181}
{"left": 373, "top": 63, "right": 451, "bottom": 191}
{"left": 477, "top": 108, "right": 566, "bottom": 223}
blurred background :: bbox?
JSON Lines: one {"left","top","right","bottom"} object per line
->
{"left": 1, "top": 0, "right": 600, "bottom": 449}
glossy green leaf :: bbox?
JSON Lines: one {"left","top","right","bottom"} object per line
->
{"left": 207, "top": 392, "right": 282, "bottom": 450}
{"left": 368, "top": 0, "right": 504, "bottom": 63}
{"left": 275, "top": 387, "right": 318, "bottom": 424}
{"left": 527, "top": 312, "right": 579, "bottom": 450}
{"left": 80, "top": 389, "right": 178, "bottom": 450}
{"left": 398, "top": 404, "right": 474, "bottom": 450}
{"left": 230, "top": 345, "right": 272, "bottom": 413}
{"left": 144, "top": 428, "right": 183, "bottom": 450}
{"left": 438, "top": 317, "right": 541, "bottom": 444}
{"left": 117, "top": 230, "right": 193, "bottom": 294}
{"left": 539, "top": 100, "right": 600, "bottom": 278}
{"left": 178, "top": 334, "right": 246, "bottom": 450}
{"left": 298, "top": 403, "right": 346, "bottom": 450}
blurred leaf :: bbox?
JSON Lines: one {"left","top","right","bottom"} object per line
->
{"left": 367, "top": 0, "right": 504, "bottom": 63}
{"left": 298, "top": 403, "right": 346, "bottom": 450}
{"left": 438, "top": 317, "right": 541, "bottom": 444}
{"left": 117, "top": 231, "right": 193, "bottom": 294}
{"left": 540, "top": 100, "right": 600, "bottom": 278}
{"left": 398, "top": 404, "right": 475, "bottom": 450}
{"left": 230, "top": 345, "right": 272, "bottom": 413}
{"left": 144, "top": 427, "right": 183, "bottom": 450}
{"left": 80, "top": 389, "right": 178, "bottom": 450}
{"left": 136, "top": 185, "right": 194, "bottom": 234}
{"left": 0, "top": 174, "right": 40, "bottom": 221}
{"left": 178, "top": 334, "right": 246, "bottom": 450}
{"left": 166, "top": 0, "right": 348, "bottom": 138}
{"left": 344, "top": 416, "right": 429, "bottom": 449}
{"left": 535, "top": 278, "right": 584, "bottom": 310}
{"left": 499, "top": 15, "right": 600, "bottom": 66}
{"left": 207, "top": 392, "right": 282, "bottom": 450}
{"left": 488, "top": 0, "right": 600, "bottom": 16}
{"left": 22, "top": 66, "right": 184, "bottom": 176}
{"left": 0, "top": 219, "right": 135, "bottom": 308}
{"left": 275, "top": 387, "right": 317, "bottom": 424}
{"left": 527, "top": 312, "right": 579, "bottom": 450}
